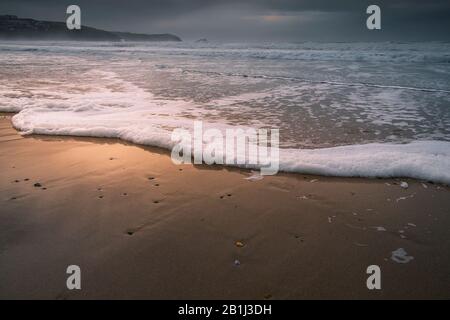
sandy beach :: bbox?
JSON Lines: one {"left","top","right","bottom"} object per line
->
{"left": 0, "top": 113, "right": 449, "bottom": 299}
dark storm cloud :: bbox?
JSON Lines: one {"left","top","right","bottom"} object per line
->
{"left": 1, "top": 0, "right": 449, "bottom": 41}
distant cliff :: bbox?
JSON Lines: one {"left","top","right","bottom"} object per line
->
{"left": 0, "top": 15, "right": 181, "bottom": 42}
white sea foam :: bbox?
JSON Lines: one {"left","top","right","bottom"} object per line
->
{"left": 279, "top": 142, "right": 450, "bottom": 184}
{"left": 2, "top": 69, "right": 450, "bottom": 184}
{"left": 391, "top": 248, "right": 414, "bottom": 264}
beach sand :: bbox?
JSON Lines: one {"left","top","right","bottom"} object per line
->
{"left": 0, "top": 113, "right": 449, "bottom": 299}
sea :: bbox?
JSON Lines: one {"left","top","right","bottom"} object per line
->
{"left": 1, "top": 41, "right": 449, "bottom": 182}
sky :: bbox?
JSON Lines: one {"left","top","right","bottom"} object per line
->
{"left": 1, "top": 0, "right": 449, "bottom": 41}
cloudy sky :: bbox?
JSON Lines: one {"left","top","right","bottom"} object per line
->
{"left": 1, "top": 0, "right": 449, "bottom": 41}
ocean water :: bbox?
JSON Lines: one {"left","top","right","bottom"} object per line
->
{"left": 1, "top": 41, "right": 449, "bottom": 183}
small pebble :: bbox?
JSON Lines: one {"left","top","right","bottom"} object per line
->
{"left": 235, "top": 241, "right": 244, "bottom": 248}
{"left": 234, "top": 259, "right": 241, "bottom": 266}
{"left": 34, "top": 183, "right": 42, "bottom": 187}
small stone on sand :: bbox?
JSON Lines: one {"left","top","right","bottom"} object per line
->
{"left": 34, "top": 183, "right": 42, "bottom": 187}
{"left": 354, "top": 242, "right": 369, "bottom": 247}
{"left": 400, "top": 181, "right": 409, "bottom": 189}
{"left": 235, "top": 241, "right": 244, "bottom": 248}
{"left": 396, "top": 194, "right": 414, "bottom": 202}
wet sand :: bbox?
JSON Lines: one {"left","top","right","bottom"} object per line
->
{"left": 0, "top": 113, "right": 449, "bottom": 299}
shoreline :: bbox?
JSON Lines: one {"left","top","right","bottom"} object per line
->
{"left": 1, "top": 114, "right": 450, "bottom": 299}
{"left": 4, "top": 112, "right": 449, "bottom": 186}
